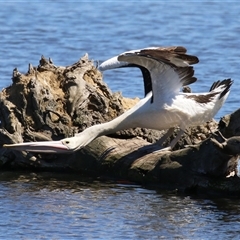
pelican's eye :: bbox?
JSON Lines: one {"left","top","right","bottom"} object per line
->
{"left": 65, "top": 141, "right": 70, "bottom": 144}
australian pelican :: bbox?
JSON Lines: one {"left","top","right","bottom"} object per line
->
{"left": 3, "top": 46, "right": 232, "bottom": 153}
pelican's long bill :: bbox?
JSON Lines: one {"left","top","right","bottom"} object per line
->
{"left": 3, "top": 141, "right": 70, "bottom": 154}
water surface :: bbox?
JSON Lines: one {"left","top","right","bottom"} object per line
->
{"left": 0, "top": 2, "right": 240, "bottom": 239}
{"left": 0, "top": 172, "right": 240, "bottom": 239}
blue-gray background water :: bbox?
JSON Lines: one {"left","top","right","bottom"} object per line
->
{"left": 1, "top": 1, "right": 240, "bottom": 239}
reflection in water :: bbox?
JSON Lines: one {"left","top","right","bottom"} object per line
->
{"left": 0, "top": 172, "right": 239, "bottom": 239}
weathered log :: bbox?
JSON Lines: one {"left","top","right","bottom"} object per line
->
{"left": 0, "top": 54, "right": 240, "bottom": 195}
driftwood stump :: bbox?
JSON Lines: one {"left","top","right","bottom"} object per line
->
{"left": 0, "top": 54, "right": 240, "bottom": 195}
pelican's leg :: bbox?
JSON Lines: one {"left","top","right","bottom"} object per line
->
{"left": 168, "top": 129, "right": 185, "bottom": 149}
{"left": 155, "top": 127, "right": 175, "bottom": 147}
{"left": 146, "top": 128, "right": 184, "bottom": 154}
{"left": 155, "top": 129, "right": 185, "bottom": 152}
{"left": 144, "top": 128, "right": 175, "bottom": 154}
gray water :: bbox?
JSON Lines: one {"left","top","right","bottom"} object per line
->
{"left": 1, "top": 1, "right": 240, "bottom": 239}
{"left": 1, "top": 172, "right": 240, "bottom": 240}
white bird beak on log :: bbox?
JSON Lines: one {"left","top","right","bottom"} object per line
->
{"left": 3, "top": 141, "right": 71, "bottom": 154}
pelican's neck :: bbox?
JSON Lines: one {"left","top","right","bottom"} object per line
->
{"left": 86, "top": 107, "right": 137, "bottom": 137}
{"left": 79, "top": 95, "right": 151, "bottom": 145}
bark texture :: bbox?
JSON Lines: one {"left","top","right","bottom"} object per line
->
{"left": 0, "top": 54, "right": 240, "bottom": 195}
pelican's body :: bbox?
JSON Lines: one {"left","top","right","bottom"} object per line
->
{"left": 3, "top": 46, "right": 233, "bottom": 153}
{"left": 63, "top": 78, "right": 231, "bottom": 152}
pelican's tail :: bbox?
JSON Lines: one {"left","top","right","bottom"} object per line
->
{"left": 185, "top": 78, "right": 233, "bottom": 122}
{"left": 208, "top": 78, "right": 233, "bottom": 117}
{"left": 209, "top": 78, "right": 233, "bottom": 99}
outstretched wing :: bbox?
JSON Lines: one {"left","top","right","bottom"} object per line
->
{"left": 118, "top": 46, "right": 198, "bottom": 103}
{"left": 99, "top": 46, "right": 199, "bottom": 101}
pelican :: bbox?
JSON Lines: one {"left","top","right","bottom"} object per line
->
{"left": 3, "top": 46, "right": 233, "bottom": 153}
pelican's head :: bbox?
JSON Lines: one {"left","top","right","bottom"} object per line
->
{"left": 60, "top": 137, "right": 84, "bottom": 152}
